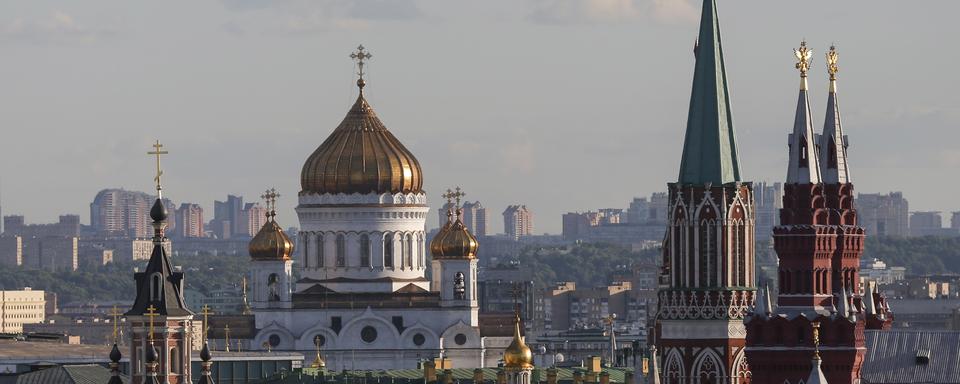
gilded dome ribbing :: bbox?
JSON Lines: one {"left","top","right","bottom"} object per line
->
{"left": 300, "top": 94, "right": 424, "bottom": 195}
{"left": 249, "top": 218, "right": 294, "bottom": 261}
{"left": 430, "top": 209, "right": 479, "bottom": 260}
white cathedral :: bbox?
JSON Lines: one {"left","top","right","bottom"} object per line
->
{"left": 245, "top": 47, "right": 514, "bottom": 370}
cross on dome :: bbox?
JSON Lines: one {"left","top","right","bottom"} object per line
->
{"left": 147, "top": 140, "right": 168, "bottom": 197}
{"left": 350, "top": 45, "right": 373, "bottom": 91}
{"left": 261, "top": 188, "right": 280, "bottom": 219}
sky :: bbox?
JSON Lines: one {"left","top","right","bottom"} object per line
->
{"left": 0, "top": 0, "right": 957, "bottom": 235}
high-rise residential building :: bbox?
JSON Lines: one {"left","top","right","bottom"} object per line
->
{"left": 461, "top": 201, "right": 488, "bottom": 237}
{"left": 212, "top": 194, "right": 244, "bottom": 239}
{"left": 242, "top": 202, "right": 268, "bottom": 237}
{"left": 625, "top": 193, "right": 669, "bottom": 225}
{"left": 856, "top": 192, "right": 909, "bottom": 237}
{"left": 503, "top": 205, "right": 533, "bottom": 240}
{"left": 90, "top": 189, "right": 173, "bottom": 238}
{"left": 952, "top": 212, "right": 960, "bottom": 230}
{"left": 754, "top": 182, "right": 783, "bottom": 241}
{"left": 0, "top": 288, "right": 46, "bottom": 333}
{"left": 1, "top": 215, "right": 79, "bottom": 271}
{"left": 910, "top": 211, "right": 945, "bottom": 237}
{"left": 175, "top": 203, "right": 204, "bottom": 238}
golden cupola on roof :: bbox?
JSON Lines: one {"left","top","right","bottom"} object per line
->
{"left": 430, "top": 208, "right": 479, "bottom": 260}
{"left": 300, "top": 90, "right": 424, "bottom": 196}
{"left": 503, "top": 314, "right": 533, "bottom": 370}
{"left": 249, "top": 190, "right": 294, "bottom": 261}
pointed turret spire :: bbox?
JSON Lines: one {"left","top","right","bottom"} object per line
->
{"left": 786, "top": 41, "right": 822, "bottom": 184}
{"left": 649, "top": 345, "right": 661, "bottom": 384}
{"left": 820, "top": 45, "right": 850, "bottom": 184}
{"left": 864, "top": 282, "right": 877, "bottom": 316}
{"left": 838, "top": 284, "right": 851, "bottom": 320}
{"left": 806, "top": 322, "right": 829, "bottom": 384}
{"left": 677, "top": 0, "right": 741, "bottom": 185}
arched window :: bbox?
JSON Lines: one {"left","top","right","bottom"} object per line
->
{"left": 360, "top": 235, "right": 371, "bottom": 267}
{"left": 406, "top": 234, "right": 414, "bottom": 268}
{"left": 335, "top": 234, "right": 346, "bottom": 267}
{"left": 384, "top": 234, "right": 394, "bottom": 268}
{"left": 151, "top": 273, "right": 163, "bottom": 301}
{"left": 736, "top": 220, "right": 747, "bottom": 286}
{"left": 418, "top": 235, "right": 425, "bottom": 267}
{"left": 268, "top": 273, "right": 280, "bottom": 301}
{"left": 699, "top": 220, "right": 715, "bottom": 288}
{"left": 316, "top": 233, "right": 324, "bottom": 268}
{"left": 170, "top": 347, "right": 180, "bottom": 374}
{"left": 454, "top": 272, "right": 466, "bottom": 300}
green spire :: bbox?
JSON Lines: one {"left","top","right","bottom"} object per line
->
{"left": 677, "top": 0, "right": 742, "bottom": 185}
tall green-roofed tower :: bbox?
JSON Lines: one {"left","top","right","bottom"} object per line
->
{"left": 656, "top": 1, "right": 756, "bottom": 382}
{"left": 678, "top": 0, "right": 741, "bottom": 185}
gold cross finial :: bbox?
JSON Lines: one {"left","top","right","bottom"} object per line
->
{"left": 109, "top": 305, "right": 123, "bottom": 343}
{"left": 224, "top": 324, "right": 231, "bottom": 352}
{"left": 261, "top": 188, "right": 280, "bottom": 219}
{"left": 200, "top": 305, "right": 214, "bottom": 341}
{"left": 441, "top": 187, "right": 466, "bottom": 208}
{"left": 827, "top": 45, "right": 840, "bottom": 82}
{"left": 147, "top": 140, "right": 169, "bottom": 197}
{"left": 144, "top": 305, "right": 159, "bottom": 342}
{"left": 350, "top": 45, "right": 373, "bottom": 91}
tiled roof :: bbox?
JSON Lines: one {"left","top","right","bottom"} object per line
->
{"left": 14, "top": 365, "right": 128, "bottom": 384}
{"left": 862, "top": 330, "right": 960, "bottom": 383}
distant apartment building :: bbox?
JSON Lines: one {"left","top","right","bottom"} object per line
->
{"left": 953, "top": 212, "right": 960, "bottom": 230}
{"left": 477, "top": 265, "right": 539, "bottom": 328}
{"left": 1, "top": 215, "right": 79, "bottom": 272}
{"left": 461, "top": 201, "right": 488, "bottom": 237}
{"left": 754, "top": 182, "right": 782, "bottom": 241}
{"left": 77, "top": 238, "right": 170, "bottom": 263}
{"left": 911, "top": 211, "right": 945, "bottom": 237}
{"left": 211, "top": 195, "right": 244, "bottom": 239}
{"left": 503, "top": 205, "right": 533, "bottom": 240}
{"left": 175, "top": 203, "right": 204, "bottom": 238}
{"left": 241, "top": 203, "right": 268, "bottom": 237}
{"left": 90, "top": 189, "right": 174, "bottom": 238}
{"left": 543, "top": 281, "right": 651, "bottom": 332}
{"left": 856, "top": 192, "right": 910, "bottom": 237}
{"left": 0, "top": 289, "right": 46, "bottom": 333}
{"left": 625, "top": 193, "right": 668, "bottom": 225}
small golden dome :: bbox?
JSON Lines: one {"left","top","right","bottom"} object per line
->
{"left": 249, "top": 218, "right": 294, "bottom": 261}
{"left": 430, "top": 209, "right": 479, "bottom": 260}
{"left": 300, "top": 95, "right": 424, "bottom": 195}
{"left": 503, "top": 315, "right": 533, "bottom": 369}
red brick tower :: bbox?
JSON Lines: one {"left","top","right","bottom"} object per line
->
{"left": 744, "top": 43, "right": 889, "bottom": 384}
{"left": 654, "top": 1, "right": 755, "bottom": 383}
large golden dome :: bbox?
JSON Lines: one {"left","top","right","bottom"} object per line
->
{"left": 503, "top": 314, "right": 533, "bottom": 369}
{"left": 430, "top": 209, "right": 479, "bottom": 260}
{"left": 249, "top": 218, "right": 294, "bottom": 261}
{"left": 300, "top": 94, "right": 424, "bottom": 195}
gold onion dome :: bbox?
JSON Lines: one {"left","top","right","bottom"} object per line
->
{"left": 430, "top": 209, "right": 479, "bottom": 260}
{"left": 250, "top": 189, "right": 294, "bottom": 261}
{"left": 300, "top": 86, "right": 423, "bottom": 195}
{"left": 503, "top": 314, "right": 533, "bottom": 369}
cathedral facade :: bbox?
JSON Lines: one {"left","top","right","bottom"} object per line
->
{"left": 247, "top": 50, "right": 510, "bottom": 369}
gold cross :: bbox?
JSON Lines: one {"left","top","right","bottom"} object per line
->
{"left": 147, "top": 140, "right": 169, "bottom": 195}
{"left": 200, "top": 305, "right": 214, "bottom": 341}
{"left": 350, "top": 45, "right": 372, "bottom": 83}
{"left": 261, "top": 188, "right": 280, "bottom": 218}
{"left": 224, "top": 324, "right": 231, "bottom": 352}
{"left": 441, "top": 187, "right": 465, "bottom": 208}
{"left": 144, "top": 305, "right": 159, "bottom": 342}
{"left": 108, "top": 305, "right": 123, "bottom": 343}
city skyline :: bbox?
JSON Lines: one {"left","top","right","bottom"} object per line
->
{"left": 1, "top": 1, "right": 957, "bottom": 234}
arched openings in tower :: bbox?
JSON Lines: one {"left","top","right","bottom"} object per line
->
{"left": 384, "top": 234, "right": 395, "bottom": 268}
{"left": 698, "top": 201, "right": 719, "bottom": 288}
{"left": 694, "top": 350, "right": 724, "bottom": 384}
{"left": 454, "top": 272, "right": 466, "bottom": 300}
{"left": 418, "top": 234, "right": 425, "bottom": 268}
{"left": 360, "top": 234, "right": 371, "bottom": 267}
{"left": 664, "top": 350, "right": 684, "bottom": 384}
{"left": 315, "top": 233, "right": 324, "bottom": 268}
{"left": 671, "top": 205, "right": 688, "bottom": 287}
{"left": 150, "top": 273, "right": 163, "bottom": 301}
{"left": 799, "top": 134, "right": 810, "bottom": 168}
{"left": 335, "top": 234, "right": 346, "bottom": 267}
{"left": 406, "top": 234, "right": 414, "bottom": 269}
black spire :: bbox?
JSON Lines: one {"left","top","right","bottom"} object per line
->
{"left": 108, "top": 343, "right": 123, "bottom": 384}
{"left": 197, "top": 343, "right": 215, "bottom": 384}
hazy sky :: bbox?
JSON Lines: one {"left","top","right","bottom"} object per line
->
{"left": 0, "top": 0, "right": 957, "bottom": 234}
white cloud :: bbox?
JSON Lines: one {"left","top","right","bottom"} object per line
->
{"left": 219, "top": 0, "right": 421, "bottom": 35}
{"left": 527, "top": 0, "right": 697, "bottom": 25}
{"left": 1, "top": 11, "right": 114, "bottom": 43}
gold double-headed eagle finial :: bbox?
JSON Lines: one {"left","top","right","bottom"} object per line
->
{"left": 812, "top": 321, "right": 821, "bottom": 359}
{"left": 795, "top": 40, "right": 813, "bottom": 91}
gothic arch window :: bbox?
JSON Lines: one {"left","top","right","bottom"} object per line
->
{"left": 170, "top": 346, "right": 180, "bottom": 374}
{"left": 315, "top": 233, "right": 324, "bottom": 268}
{"left": 699, "top": 219, "right": 717, "bottom": 288}
{"left": 799, "top": 135, "right": 810, "bottom": 167}
{"left": 454, "top": 272, "right": 466, "bottom": 300}
{"left": 664, "top": 350, "right": 684, "bottom": 384}
{"left": 384, "top": 234, "right": 394, "bottom": 268}
{"left": 335, "top": 234, "right": 346, "bottom": 267}
{"left": 735, "top": 219, "right": 746, "bottom": 287}
{"left": 697, "top": 354, "right": 721, "bottom": 384}
{"left": 360, "top": 234, "right": 371, "bottom": 267}
{"left": 150, "top": 273, "right": 163, "bottom": 301}
{"left": 828, "top": 136, "right": 839, "bottom": 169}
{"left": 406, "top": 234, "right": 414, "bottom": 268}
